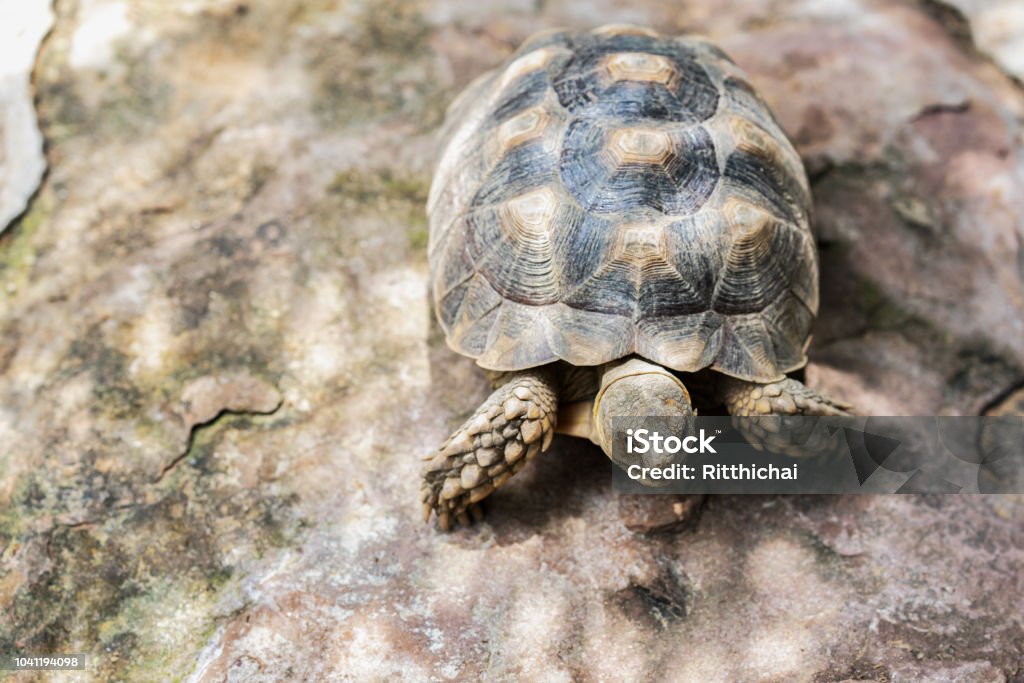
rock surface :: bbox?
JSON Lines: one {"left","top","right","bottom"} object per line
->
{"left": 0, "top": 1, "right": 1022, "bottom": 681}
{"left": 943, "top": 0, "right": 1024, "bottom": 79}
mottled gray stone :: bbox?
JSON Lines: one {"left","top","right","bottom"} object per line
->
{"left": 0, "top": 1, "right": 1022, "bottom": 681}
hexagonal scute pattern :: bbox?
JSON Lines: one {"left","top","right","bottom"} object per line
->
{"left": 560, "top": 120, "right": 719, "bottom": 215}
{"left": 428, "top": 25, "right": 816, "bottom": 382}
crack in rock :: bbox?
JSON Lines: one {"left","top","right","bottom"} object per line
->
{"left": 156, "top": 373, "right": 283, "bottom": 483}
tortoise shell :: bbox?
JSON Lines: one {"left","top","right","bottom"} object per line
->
{"left": 427, "top": 25, "right": 817, "bottom": 383}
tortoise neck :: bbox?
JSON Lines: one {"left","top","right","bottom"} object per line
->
{"left": 593, "top": 357, "right": 695, "bottom": 460}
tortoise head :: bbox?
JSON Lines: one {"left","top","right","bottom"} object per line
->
{"left": 592, "top": 358, "right": 696, "bottom": 470}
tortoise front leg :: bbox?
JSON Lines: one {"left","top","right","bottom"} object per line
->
{"left": 421, "top": 370, "right": 558, "bottom": 530}
{"left": 719, "top": 376, "right": 852, "bottom": 457}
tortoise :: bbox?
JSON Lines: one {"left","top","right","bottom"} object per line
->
{"left": 421, "top": 24, "right": 850, "bottom": 529}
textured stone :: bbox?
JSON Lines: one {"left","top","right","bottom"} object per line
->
{"left": 0, "top": 1, "right": 1022, "bottom": 681}
{"left": 618, "top": 494, "right": 706, "bottom": 534}
{"left": 179, "top": 373, "right": 282, "bottom": 428}
{"left": 941, "top": 0, "right": 1024, "bottom": 79}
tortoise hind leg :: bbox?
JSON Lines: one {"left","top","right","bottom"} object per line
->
{"left": 720, "top": 376, "right": 852, "bottom": 457}
{"left": 421, "top": 370, "right": 558, "bottom": 530}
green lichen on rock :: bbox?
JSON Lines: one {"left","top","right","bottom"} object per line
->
{"left": 0, "top": 410, "right": 302, "bottom": 681}
{"left": 308, "top": 0, "right": 447, "bottom": 129}
{"left": 35, "top": 0, "right": 173, "bottom": 143}
{"left": 854, "top": 277, "right": 933, "bottom": 336}
{"left": 0, "top": 186, "right": 55, "bottom": 297}
{"left": 328, "top": 167, "right": 431, "bottom": 251}
{"left": 328, "top": 167, "right": 430, "bottom": 207}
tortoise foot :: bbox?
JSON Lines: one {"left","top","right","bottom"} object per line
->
{"left": 421, "top": 370, "right": 558, "bottom": 530}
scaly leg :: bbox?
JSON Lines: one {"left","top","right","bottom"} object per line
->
{"left": 720, "top": 376, "right": 852, "bottom": 457}
{"left": 421, "top": 370, "right": 558, "bottom": 530}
